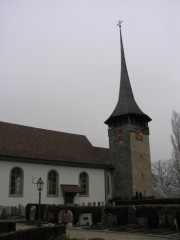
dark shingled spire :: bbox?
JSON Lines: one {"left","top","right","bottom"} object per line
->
{"left": 105, "top": 23, "right": 151, "bottom": 125}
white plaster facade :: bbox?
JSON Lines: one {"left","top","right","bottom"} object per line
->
{"left": 0, "top": 160, "right": 106, "bottom": 206}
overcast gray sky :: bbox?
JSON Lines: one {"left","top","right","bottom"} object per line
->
{"left": 0, "top": 0, "right": 180, "bottom": 162}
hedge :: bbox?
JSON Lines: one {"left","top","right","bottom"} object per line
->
{"left": 0, "top": 223, "right": 16, "bottom": 233}
{"left": 115, "top": 198, "right": 180, "bottom": 205}
{"left": 0, "top": 225, "right": 66, "bottom": 240}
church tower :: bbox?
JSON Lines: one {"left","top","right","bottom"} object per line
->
{"left": 105, "top": 22, "right": 153, "bottom": 200}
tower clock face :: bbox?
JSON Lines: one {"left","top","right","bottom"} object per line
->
{"left": 135, "top": 130, "right": 143, "bottom": 141}
{"left": 115, "top": 131, "right": 123, "bottom": 142}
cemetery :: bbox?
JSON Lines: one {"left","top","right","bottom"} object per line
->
{"left": 25, "top": 200, "right": 180, "bottom": 230}
{"left": 0, "top": 198, "right": 180, "bottom": 240}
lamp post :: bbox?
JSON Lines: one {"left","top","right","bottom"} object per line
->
{"left": 37, "top": 177, "right": 44, "bottom": 227}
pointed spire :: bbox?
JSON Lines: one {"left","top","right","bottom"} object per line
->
{"left": 105, "top": 22, "right": 151, "bottom": 125}
{"left": 118, "top": 21, "right": 134, "bottom": 102}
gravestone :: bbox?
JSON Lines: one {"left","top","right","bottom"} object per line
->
{"left": 43, "top": 206, "right": 49, "bottom": 221}
{"left": 79, "top": 213, "right": 92, "bottom": 226}
{"left": 14, "top": 206, "right": 18, "bottom": 216}
{"left": 58, "top": 210, "right": 66, "bottom": 224}
{"left": 167, "top": 211, "right": 176, "bottom": 229}
{"left": 104, "top": 213, "right": 118, "bottom": 226}
{"left": 128, "top": 205, "right": 136, "bottom": 224}
{"left": 1, "top": 207, "right": 7, "bottom": 218}
{"left": 29, "top": 206, "right": 36, "bottom": 222}
{"left": 6, "top": 206, "right": 11, "bottom": 217}
{"left": 47, "top": 211, "right": 55, "bottom": 223}
{"left": 66, "top": 210, "right": 73, "bottom": 227}
{"left": 174, "top": 218, "right": 179, "bottom": 231}
{"left": 137, "top": 217, "right": 148, "bottom": 227}
{"left": 11, "top": 206, "right": 15, "bottom": 216}
{"left": 20, "top": 205, "right": 26, "bottom": 217}
{"left": 157, "top": 210, "right": 167, "bottom": 227}
{"left": 17, "top": 204, "right": 21, "bottom": 217}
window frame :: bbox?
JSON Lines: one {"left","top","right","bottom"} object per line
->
{"left": 47, "top": 169, "right": 59, "bottom": 197}
{"left": 9, "top": 167, "right": 24, "bottom": 197}
{"left": 79, "top": 172, "right": 89, "bottom": 197}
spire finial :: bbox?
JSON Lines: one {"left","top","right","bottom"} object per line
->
{"left": 117, "top": 20, "right": 123, "bottom": 28}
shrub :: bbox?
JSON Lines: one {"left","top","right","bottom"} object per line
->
{"left": 0, "top": 225, "right": 66, "bottom": 240}
{"left": 0, "top": 223, "right": 16, "bottom": 233}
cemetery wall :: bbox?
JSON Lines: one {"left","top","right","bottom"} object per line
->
{"left": 26, "top": 202, "right": 180, "bottom": 230}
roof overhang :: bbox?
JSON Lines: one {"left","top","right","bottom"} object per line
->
{"left": 0, "top": 155, "right": 110, "bottom": 169}
{"left": 60, "top": 184, "right": 81, "bottom": 194}
{"left": 105, "top": 113, "right": 152, "bottom": 126}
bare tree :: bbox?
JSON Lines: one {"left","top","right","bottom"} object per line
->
{"left": 171, "top": 111, "right": 180, "bottom": 195}
{"left": 152, "top": 111, "right": 180, "bottom": 198}
{"left": 152, "top": 159, "right": 177, "bottom": 198}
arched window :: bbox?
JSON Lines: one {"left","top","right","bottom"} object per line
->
{"left": 47, "top": 170, "right": 59, "bottom": 196}
{"left": 10, "top": 167, "right": 23, "bottom": 196}
{"left": 79, "top": 172, "right": 89, "bottom": 196}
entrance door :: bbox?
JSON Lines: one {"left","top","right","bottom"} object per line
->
{"left": 64, "top": 193, "right": 74, "bottom": 205}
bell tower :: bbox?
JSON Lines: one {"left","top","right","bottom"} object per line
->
{"left": 105, "top": 22, "right": 153, "bottom": 200}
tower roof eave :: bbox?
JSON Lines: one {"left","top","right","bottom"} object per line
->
{"left": 105, "top": 95, "right": 152, "bottom": 125}
{"left": 104, "top": 113, "right": 152, "bottom": 125}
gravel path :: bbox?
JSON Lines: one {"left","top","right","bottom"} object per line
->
{"left": 66, "top": 228, "right": 176, "bottom": 240}
{"left": 16, "top": 223, "right": 178, "bottom": 240}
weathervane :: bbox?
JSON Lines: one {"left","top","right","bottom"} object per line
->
{"left": 117, "top": 20, "right": 123, "bottom": 28}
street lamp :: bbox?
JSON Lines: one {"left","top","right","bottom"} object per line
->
{"left": 37, "top": 177, "right": 44, "bottom": 227}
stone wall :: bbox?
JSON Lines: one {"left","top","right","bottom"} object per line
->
{"left": 0, "top": 204, "right": 26, "bottom": 218}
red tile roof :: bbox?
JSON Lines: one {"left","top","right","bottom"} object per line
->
{"left": 0, "top": 121, "right": 109, "bottom": 167}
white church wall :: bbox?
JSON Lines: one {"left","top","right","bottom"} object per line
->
{"left": 0, "top": 160, "right": 105, "bottom": 206}
{"left": 73, "top": 167, "right": 105, "bottom": 205}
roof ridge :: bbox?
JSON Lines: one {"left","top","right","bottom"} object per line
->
{"left": 0, "top": 121, "right": 87, "bottom": 138}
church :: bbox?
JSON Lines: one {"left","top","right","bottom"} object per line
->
{"left": 0, "top": 24, "right": 153, "bottom": 207}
